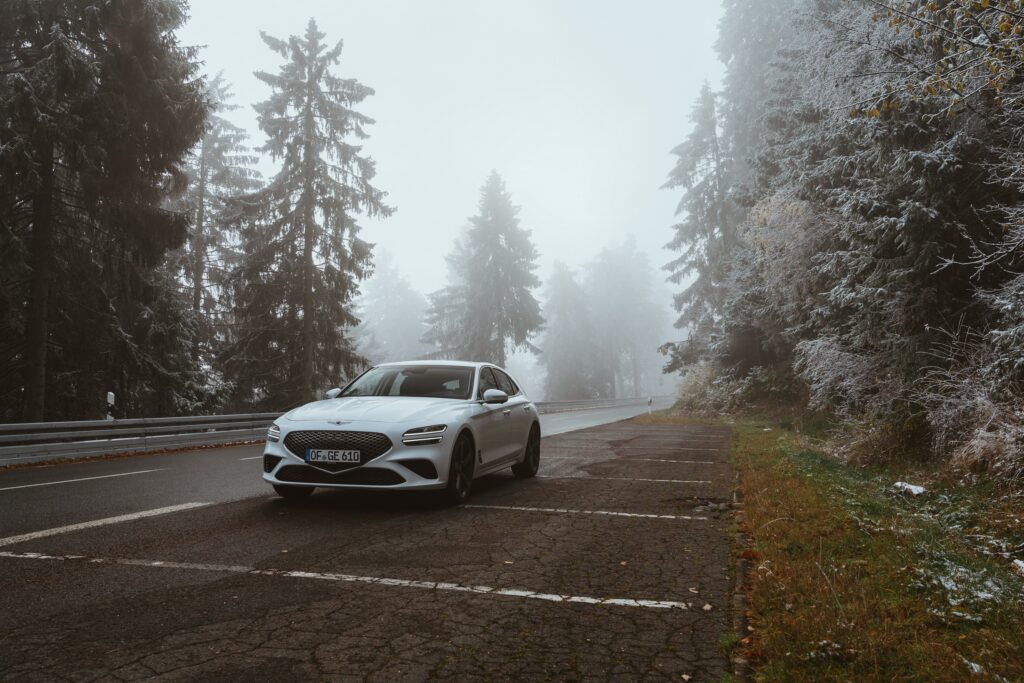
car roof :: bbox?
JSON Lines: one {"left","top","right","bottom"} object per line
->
{"left": 376, "top": 360, "right": 489, "bottom": 369}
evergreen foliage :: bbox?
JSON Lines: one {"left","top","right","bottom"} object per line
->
{"left": 222, "top": 19, "right": 392, "bottom": 410}
{"left": 423, "top": 172, "right": 543, "bottom": 367}
{"left": 167, "top": 74, "right": 261, "bottom": 408}
{"left": 586, "top": 238, "right": 669, "bottom": 399}
{"left": 537, "top": 262, "right": 599, "bottom": 401}
{"left": 665, "top": 0, "right": 1024, "bottom": 474}
{"left": 352, "top": 254, "right": 432, "bottom": 364}
{"left": 0, "top": 0, "right": 207, "bottom": 421}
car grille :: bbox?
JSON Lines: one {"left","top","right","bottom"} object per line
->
{"left": 283, "top": 430, "right": 393, "bottom": 472}
{"left": 276, "top": 465, "right": 405, "bottom": 486}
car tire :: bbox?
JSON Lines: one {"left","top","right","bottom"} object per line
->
{"left": 273, "top": 484, "right": 314, "bottom": 501}
{"left": 442, "top": 432, "right": 476, "bottom": 505}
{"left": 512, "top": 424, "right": 541, "bottom": 479}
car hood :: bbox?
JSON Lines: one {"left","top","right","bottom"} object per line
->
{"left": 283, "top": 396, "right": 468, "bottom": 425}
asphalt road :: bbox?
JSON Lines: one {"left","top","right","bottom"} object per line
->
{"left": 0, "top": 398, "right": 737, "bottom": 681}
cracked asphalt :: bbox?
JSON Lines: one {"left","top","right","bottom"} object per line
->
{"left": 0, "top": 419, "right": 734, "bottom": 682}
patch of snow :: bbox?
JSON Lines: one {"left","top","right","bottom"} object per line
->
{"left": 1013, "top": 559, "right": 1024, "bottom": 578}
{"left": 961, "top": 657, "right": 984, "bottom": 675}
{"left": 916, "top": 559, "right": 1016, "bottom": 609}
{"left": 893, "top": 481, "right": 925, "bottom": 496}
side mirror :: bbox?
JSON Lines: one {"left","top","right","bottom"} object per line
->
{"left": 324, "top": 388, "right": 342, "bottom": 400}
{"left": 482, "top": 389, "right": 509, "bottom": 405}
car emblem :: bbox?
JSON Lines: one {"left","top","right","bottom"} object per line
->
{"left": 329, "top": 420, "right": 350, "bottom": 426}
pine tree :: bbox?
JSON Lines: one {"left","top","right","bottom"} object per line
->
{"left": 586, "top": 239, "right": 667, "bottom": 398}
{"left": 352, "top": 254, "right": 431, "bottom": 363}
{"left": 175, "top": 74, "right": 260, "bottom": 323}
{"left": 223, "top": 19, "right": 392, "bottom": 409}
{"left": 423, "top": 172, "right": 543, "bottom": 366}
{"left": 0, "top": 0, "right": 207, "bottom": 421}
{"left": 662, "top": 84, "right": 737, "bottom": 362}
{"left": 538, "top": 262, "right": 598, "bottom": 400}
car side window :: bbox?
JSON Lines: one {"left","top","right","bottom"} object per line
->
{"left": 493, "top": 369, "right": 517, "bottom": 396}
{"left": 477, "top": 367, "right": 499, "bottom": 399}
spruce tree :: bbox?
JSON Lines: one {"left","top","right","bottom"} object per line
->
{"left": 663, "top": 84, "right": 737, "bottom": 361}
{"left": 0, "top": 0, "right": 207, "bottom": 421}
{"left": 538, "top": 262, "right": 598, "bottom": 401}
{"left": 586, "top": 239, "right": 666, "bottom": 398}
{"left": 176, "top": 74, "right": 261, "bottom": 322}
{"left": 223, "top": 19, "right": 392, "bottom": 409}
{"left": 423, "top": 172, "right": 543, "bottom": 366}
{"left": 352, "top": 254, "right": 431, "bottom": 363}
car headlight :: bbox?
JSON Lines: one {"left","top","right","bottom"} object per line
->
{"left": 267, "top": 423, "right": 281, "bottom": 443}
{"left": 402, "top": 424, "right": 446, "bottom": 446}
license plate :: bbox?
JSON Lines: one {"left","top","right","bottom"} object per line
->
{"left": 306, "top": 449, "right": 361, "bottom": 464}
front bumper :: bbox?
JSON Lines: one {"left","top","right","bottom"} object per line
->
{"left": 261, "top": 427, "right": 452, "bottom": 491}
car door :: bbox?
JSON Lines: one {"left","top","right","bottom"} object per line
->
{"left": 493, "top": 368, "right": 532, "bottom": 458}
{"left": 472, "top": 367, "right": 508, "bottom": 467}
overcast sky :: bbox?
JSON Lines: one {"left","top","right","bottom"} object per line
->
{"left": 178, "top": 1, "right": 725, "bottom": 295}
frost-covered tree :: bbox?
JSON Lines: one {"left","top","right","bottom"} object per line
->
{"left": 661, "top": 0, "right": 1024, "bottom": 470}
{"left": 423, "top": 172, "right": 543, "bottom": 366}
{"left": 174, "top": 74, "right": 261, "bottom": 321}
{"left": 662, "top": 84, "right": 737, "bottom": 363}
{"left": 223, "top": 19, "right": 392, "bottom": 409}
{"left": 0, "top": 0, "right": 207, "bottom": 420}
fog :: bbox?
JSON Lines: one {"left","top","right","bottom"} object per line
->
{"left": 178, "top": 1, "right": 724, "bottom": 295}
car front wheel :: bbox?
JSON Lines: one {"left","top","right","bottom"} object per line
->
{"left": 273, "top": 484, "right": 314, "bottom": 501}
{"left": 443, "top": 432, "right": 476, "bottom": 504}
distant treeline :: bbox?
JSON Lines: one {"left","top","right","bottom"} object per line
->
{"left": 0, "top": 1, "right": 670, "bottom": 422}
{"left": 663, "top": 0, "right": 1024, "bottom": 476}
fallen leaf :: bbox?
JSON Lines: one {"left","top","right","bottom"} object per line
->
{"left": 702, "top": 603, "right": 713, "bottom": 612}
{"left": 620, "top": 561, "right": 628, "bottom": 566}
{"left": 688, "top": 587, "right": 699, "bottom": 594}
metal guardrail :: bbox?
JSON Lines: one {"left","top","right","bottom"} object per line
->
{"left": 0, "top": 398, "right": 663, "bottom": 466}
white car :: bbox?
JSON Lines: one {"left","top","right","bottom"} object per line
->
{"left": 261, "top": 361, "right": 541, "bottom": 503}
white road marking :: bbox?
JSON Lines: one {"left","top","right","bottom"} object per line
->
{"left": 544, "top": 456, "right": 715, "bottom": 465}
{"left": 0, "top": 502, "right": 210, "bottom": 547}
{"left": 463, "top": 504, "right": 708, "bottom": 521}
{"left": 547, "top": 446, "right": 725, "bottom": 453}
{"left": 0, "top": 550, "right": 697, "bottom": 611}
{"left": 538, "top": 475, "right": 712, "bottom": 484}
{"left": 238, "top": 456, "right": 263, "bottom": 461}
{"left": 0, "top": 469, "right": 167, "bottom": 493}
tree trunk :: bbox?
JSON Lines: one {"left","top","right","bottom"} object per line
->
{"left": 300, "top": 89, "right": 317, "bottom": 404}
{"left": 301, "top": 210, "right": 315, "bottom": 404}
{"left": 23, "top": 137, "right": 55, "bottom": 422}
{"left": 191, "top": 154, "right": 207, "bottom": 315}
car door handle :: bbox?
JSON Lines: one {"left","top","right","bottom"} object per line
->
{"left": 502, "top": 409, "right": 512, "bottom": 416}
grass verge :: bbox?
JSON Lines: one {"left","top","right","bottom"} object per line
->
{"left": 644, "top": 411, "right": 1024, "bottom": 681}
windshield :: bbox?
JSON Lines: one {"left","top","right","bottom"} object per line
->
{"left": 339, "top": 365, "right": 475, "bottom": 400}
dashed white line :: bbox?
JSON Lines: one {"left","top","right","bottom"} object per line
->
{"left": 463, "top": 504, "right": 708, "bottom": 521}
{"left": 0, "top": 550, "right": 698, "bottom": 611}
{"left": 538, "top": 475, "right": 712, "bottom": 484}
{"left": 544, "top": 456, "right": 715, "bottom": 465}
{"left": 0, "top": 502, "right": 211, "bottom": 547}
{"left": 238, "top": 456, "right": 263, "bottom": 461}
{"left": 0, "top": 469, "right": 167, "bottom": 493}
